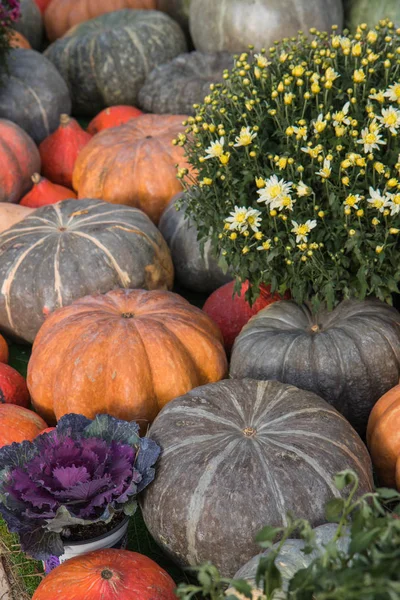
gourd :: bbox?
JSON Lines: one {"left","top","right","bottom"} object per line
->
{"left": 0, "top": 335, "right": 8, "bottom": 364}
{"left": 19, "top": 174, "right": 76, "bottom": 208}
{"left": 0, "top": 204, "right": 34, "bottom": 233}
{"left": 13, "top": 0, "right": 43, "bottom": 50}
{"left": 87, "top": 106, "right": 143, "bottom": 135}
{"left": 0, "top": 405, "right": 47, "bottom": 447}
{"left": 0, "top": 364, "right": 30, "bottom": 408}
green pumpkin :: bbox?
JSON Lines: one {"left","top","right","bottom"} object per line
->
{"left": 344, "top": 0, "right": 400, "bottom": 31}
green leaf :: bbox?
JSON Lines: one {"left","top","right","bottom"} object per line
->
{"left": 349, "top": 528, "right": 382, "bottom": 555}
{"left": 334, "top": 470, "right": 358, "bottom": 491}
{"left": 230, "top": 579, "right": 254, "bottom": 599}
{"left": 325, "top": 498, "right": 345, "bottom": 523}
{"left": 255, "top": 526, "right": 282, "bottom": 546}
{"left": 376, "top": 488, "right": 400, "bottom": 501}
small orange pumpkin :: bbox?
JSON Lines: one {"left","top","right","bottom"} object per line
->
{"left": 367, "top": 383, "right": 400, "bottom": 488}
{"left": 73, "top": 114, "right": 191, "bottom": 225}
{"left": 20, "top": 174, "right": 76, "bottom": 208}
{"left": 0, "top": 335, "right": 8, "bottom": 364}
{"left": 0, "top": 404, "right": 48, "bottom": 447}
{"left": 87, "top": 106, "right": 143, "bottom": 135}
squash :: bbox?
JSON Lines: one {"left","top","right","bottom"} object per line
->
{"left": 158, "top": 193, "right": 232, "bottom": 292}
{"left": 0, "top": 119, "right": 41, "bottom": 204}
{"left": 44, "top": 10, "right": 187, "bottom": 116}
{"left": 73, "top": 115, "right": 190, "bottom": 225}
{"left": 138, "top": 51, "right": 233, "bottom": 115}
{"left": 19, "top": 174, "right": 76, "bottom": 208}
{"left": 34, "top": 0, "right": 52, "bottom": 14}
{"left": 230, "top": 299, "right": 400, "bottom": 436}
{"left": 0, "top": 49, "right": 71, "bottom": 144}
{"left": 189, "top": 0, "right": 343, "bottom": 53}
{"left": 344, "top": 0, "right": 400, "bottom": 31}
{"left": 140, "top": 378, "right": 373, "bottom": 577}
{"left": 8, "top": 31, "right": 31, "bottom": 49}
{"left": 156, "top": 0, "right": 191, "bottom": 35}
{"left": 0, "top": 335, "right": 8, "bottom": 364}
{"left": 0, "top": 404, "right": 47, "bottom": 447}
{"left": 0, "top": 199, "right": 174, "bottom": 343}
{"left": 44, "top": 0, "right": 158, "bottom": 41}
{"left": 366, "top": 384, "right": 400, "bottom": 488}
{"left": 0, "top": 363, "right": 30, "bottom": 408}
{"left": 27, "top": 289, "right": 227, "bottom": 427}
{"left": 87, "top": 106, "right": 143, "bottom": 135}
{"left": 39, "top": 114, "right": 92, "bottom": 188}
{"left": 32, "top": 549, "right": 177, "bottom": 600}
{"left": 0, "top": 204, "right": 34, "bottom": 234}
{"left": 13, "top": 0, "right": 43, "bottom": 50}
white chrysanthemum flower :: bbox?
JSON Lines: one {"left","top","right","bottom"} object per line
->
{"left": 332, "top": 102, "right": 351, "bottom": 127}
{"left": 257, "top": 175, "right": 292, "bottom": 205}
{"left": 271, "top": 195, "right": 296, "bottom": 211}
{"left": 316, "top": 159, "right": 331, "bottom": 179}
{"left": 369, "top": 90, "right": 385, "bottom": 103}
{"left": 357, "top": 125, "right": 386, "bottom": 154}
{"left": 344, "top": 194, "right": 361, "bottom": 209}
{"left": 225, "top": 206, "right": 249, "bottom": 231}
{"left": 234, "top": 126, "right": 257, "bottom": 147}
{"left": 313, "top": 113, "right": 327, "bottom": 134}
{"left": 257, "top": 239, "right": 272, "bottom": 251}
{"left": 367, "top": 187, "right": 390, "bottom": 212}
{"left": 387, "top": 192, "right": 400, "bottom": 215}
{"left": 291, "top": 220, "right": 317, "bottom": 243}
{"left": 204, "top": 137, "right": 225, "bottom": 159}
{"left": 384, "top": 82, "right": 400, "bottom": 102}
{"left": 378, "top": 106, "right": 400, "bottom": 134}
{"left": 292, "top": 125, "right": 307, "bottom": 140}
{"left": 296, "top": 182, "right": 312, "bottom": 197}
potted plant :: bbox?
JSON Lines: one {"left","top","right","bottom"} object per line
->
{"left": 0, "top": 413, "right": 160, "bottom": 572}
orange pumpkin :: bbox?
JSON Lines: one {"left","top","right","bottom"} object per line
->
{"left": 87, "top": 106, "right": 143, "bottom": 135}
{"left": 34, "top": 0, "right": 53, "bottom": 13}
{"left": 0, "top": 335, "right": 8, "bottom": 364}
{"left": 44, "top": 0, "right": 157, "bottom": 41}
{"left": 32, "top": 549, "right": 177, "bottom": 600}
{"left": 8, "top": 30, "right": 31, "bottom": 48}
{"left": 20, "top": 174, "right": 77, "bottom": 208}
{"left": 27, "top": 289, "right": 228, "bottom": 427}
{"left": 0, "top": 404, "right": 48, "bottom": 447}
{"left": 367, "top": 383, "right": 400, "bottom": 488}
{"left": 73, "top": 114, "right": 191, "bottom": 225}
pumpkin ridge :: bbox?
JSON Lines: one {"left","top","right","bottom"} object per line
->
{"left": 9, "top": 74, "right": 50, "bottom": 137}
{"left": 160, "top": 404, "right": 242, "bottom": 430}
{"left": 348, "top": 317, "right": 400, "bottom": 367}
{"left": 279, "top": 332, "right": 303, "bottom": 381}
{"left": 252, "top": 383, "right": 296, "bottom": 427}
{"left": 53, "top": 237, "right": 63, "bottom": 307}
{"left": 258, "top": 407, "right": 341, "bottom": 431}
{"left": 145, "top": 313, "right": 223, "bottom": 345}
{"left": 252, "top": 435, "right": 288, "bottom": 526}
{"left": 162, "top": 432, "right": 229, "bottom": 458}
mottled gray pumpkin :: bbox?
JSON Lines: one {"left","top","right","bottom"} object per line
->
{"left": 0, "top": 199, "right": 174, "bottom": 343}
{"left": 13, "top": 0, "right": 43, "bottom": 50}
{"left": 190, "top": 0, "right": 343, "bottom": 53}
{"left": 138, "top": 51, "right": 233, "bottom": 115}
{"left": 230, "top": 299, "right": 400, "bottom": 435}
{"left": 140, "top": 378, "right": 373, "bottom": 577}
{"left": 0, "top": 50, "right": 71, "bottom": 144}
{"left": 44, "top": 10, "right": 187, "bottom": 117}
{"left": 158, "top": 193, "right": 232, "bottom": 292}
{"left": 157, "top": 0, "right": 191, "bottom": 34}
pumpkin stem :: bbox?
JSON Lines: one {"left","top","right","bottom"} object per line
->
{"left": 60, "top": 114, "right": 71, "bottom": 126}
{"left": 310, "top": 324, "right": 320, "bottom": 333}
{"left": 31, "top": 173, "right": 41, "bottom": 185}
{"left": 242, "top": 427, "right": 257, "bottom": 437}
{"left": 121, "top": 312, "right": 135, "bottom": 319}
{"left": 101, "top": 569, "right": 113, "bottom": 580}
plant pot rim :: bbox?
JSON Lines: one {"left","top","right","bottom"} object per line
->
{"left": 62, "top": 514, "right": 130, "bottom": 547}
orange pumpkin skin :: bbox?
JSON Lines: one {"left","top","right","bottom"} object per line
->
{"left": 39, "top": 114, "right": 92, "bottom": 188}
{"left": 27, "top": 289, "right": 228, "bottom": 427}
{"left": 32, "top": 549, "right": 176, "bottom": 600}
{"left": 8, "top": 30, "right": 31, "bottom": 48}
{"left": 0, "top": 335, "right": 8, "bottom": 364}
{"left": 44, "top": 0, "right": 157, "bottom": 41}
{"left": 20, "top": 174, "right": 76, "bottom": 208}
{"left": 367, "top": 383, "right": 400, "bottom": 487}
{"left": 0, "top": 364, "right": 30, "bottom": 408}
{"left": 0, "top": 405, "right": 48, "bottom": 447}
{"left": 34, "top": 0, "right": 53, "bottom": 13}
{"left": 87, "top": 106, "right": 143, "bottom": 135}
{"left": 73, "top": 114, "right": 190, "bottom": 225}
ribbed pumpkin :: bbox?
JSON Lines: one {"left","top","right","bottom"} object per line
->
{"left": 344, "top": 0, "right": 400, "bottom": 31}
{"left": 138, "top": 52, "right": 233, "bottom": 115}
{"left": 0, "top": 204, "right": 33, "bottom": 234}
{"left": 87, "top": 106, "right": 143, "bottom": 135}
{"left": 0, "top": 120, "right": 41, "bottom": 204}
{"left": 230, "top": 299, "right": 400, "bottom": 435}
{"left": 0, "top": 405, "right": 47, "bottom": 447}
{"left": 189, "top": 0, "right": 343, "bottom": 53}
{"left": 0, "top": 335, "right": 8, "bottom": 364}
{"left": 8, "top": 30, "right": 31, "bottom": 49}
{"left": 44, "top": 0, "right": 157, "bottom": 41}
{"left": 73, "top": 115, "right": 190, "bottom": 225}
{"left": 19, "top": 174, "right": 76, "bottom": 208}
{"left": 0, "top": 50, "right": 71, "bottom": 144}
{"left": 0, "top": 200, "right": 174, "bottom": 343}
{"left": 28, "top": 289, "right": 227, "bottom": 426}
{"left": 39, "top": 114, "right": 92, "bottom": 188}
{"left": 32, "top": 549, "right": 177, "bottom": 600}
{"left": 367, "top": 384, "right": 400, "bottom": 488}
{"left": 140, "top": 379, "right": 373, "bottom": 577}
{"left": 13, "top": 0, "right": 43, "bottom": 50}
{"left": 158, "top": 193, "right": 231, "bottom": 292}
{"left": 45, "top": 10, "right": 187, "bottom": 116}
{"left": 0, "top": 363, "right": 30, "bottom": 408}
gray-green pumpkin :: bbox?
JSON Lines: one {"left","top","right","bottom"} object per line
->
{"left": 138, "top": 51, "right": 233, "bottom": 115}
{"left": 230, "top": 299, "right": 400, "bottom": 435}
{"left": 157, "top": 0, "right": 191, "bottom": 34}
{"left": 0, "top": 199, "right": 174, "bottom": 343}
{"left": 140, "top": 378, "right": 373, "bottom": 577}
{"left": 13, "top": 0, "right": 43, "bottom": 50}
{"left": 44, "top": 10, "right": 187, "bottom": 116}
{"left": 190, "top": 0, "right": 343, "bottom": 53}
{"left": 0, "top": 49, "right": 71, "bottom": 144}
{"left": 158, "top": 193, "right": 232, "bottom": 293}
{"left": 344, "top": 0, "right": 400, "bottom": 31}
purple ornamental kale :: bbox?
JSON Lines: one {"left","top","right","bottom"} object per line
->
{"left": 0, "top": 414, "right": 160, "bottom": 560}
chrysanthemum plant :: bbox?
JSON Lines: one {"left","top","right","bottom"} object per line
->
{"left": 177, "top": 19, "right": 400, "bottom": 310}
{"left": 0, "top": 1, "right": 20, "bottom": 79}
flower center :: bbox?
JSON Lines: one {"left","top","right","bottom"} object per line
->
{"left": 386, "top": 114, "right": 397, "bottom": 125}
{"left": 395, "top": 86, "right": 400, "bottom": 98}
{"left": 298, "top": 225, "right": 309, "bottom": 235}
{"left": 269, "top": 184, "right": 282, "bottom": 198}
{"left": 236, "top": 213, "right": 246, "bottom": 222}
{"left": 365, "top": 133, "right": 377, "bottom": 144}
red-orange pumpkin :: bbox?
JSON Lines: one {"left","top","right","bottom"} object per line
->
{"left": 27, "top": 289, "right": 228, "bottom": 427}
{"left": 20, "top": 174, "right": 77, "bottom": 208}
{"left": 39, "top": 114, "right": 92, "bottom": 188}
{"left": 33, "top": 0, "right": 52, "bottom": 13}
{"left": 8, "top": 30, "right": 31, "bottom": 48}
{"left": 87, "top": 106, "right": 143, "bottom": 135}
{"left": 73, "top": 114, "right": 191, "bottom": 224}
{"left": 0, "top": 364, "right": 30, "bottom": 409}
{"left": 0, "top": 335, "right": 8, "bottom": 364}
{"left": 0, "top": 404, "right": 48, "bottom": 447}
{"left": 32, "top": 549, "right": 176, "bottom": 600}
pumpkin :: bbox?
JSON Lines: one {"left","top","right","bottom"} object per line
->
{"left": 189, "top": 0, "right": 343, "bottom": 53}
{"left": 27, "top": 289, "right": 227, "bottom": 426}
{"left": 0, "top": 363, "right": 30, "bottom": 408}
{"left": 203, "top": 280, "right": 289, "bottom": 354}
{"left": 8, "top": 30, "right": 31, "bottom": 49}
{"left": 34, "top": 0, "right": 52, "bottom": 14}
{"left": 87, "top": 106, "right": 143, "bottom": 135}
{"left": 13, "top": 0, "right": 43, "bottom": 50}
{"left": 158, "top": 193, "right": 232, "bottom": 292}
{"left": 0, "top": 199, "right": 174, "bottom": 344}
{"left": 138, "top": 51, "right": 233, "bottom": 115}
{"left": 0, "top": 119, "right": 41, "bottom": 204}
{"left": 344, "top": 0, "right": 400, "bottom": 31}
{"left": 0, "top": 204, "right": 34, "bottom": 234}
{"left": 0, "top": 404, "right": 47, "bottom": 447}
{"left": 140, "top": 378, "right": 373, "bottom": 577}
{"left": 156, "top": 0, "right": 191, "bottom": 34}
{"left": 32, "top": 549, "right": 176, "bottom": 600}
{"left": 230, "top": 299, "right": 400, "bottom": 435}
{"left": 19, "top": 174, "right": 76, "bottom": 208}
{"left": 44, "top": 10, "right": 187, "bottom": 116}
{"left": 0, "top": 49, "right": 71, "bottom": 145}
{"left": 0, "top": 335, "right": 8, "bottom": 364}
{"left": 73, "top": 115, "right": 190, "bottom": 225}
{"left": 44, "top": 0, "right": 158, "bottom": 41}
{"left": 366, "top": 383, "right": 400, "bottom": 488}
{"left": 39, "top": 114, "right": 92, "bottom": 188}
